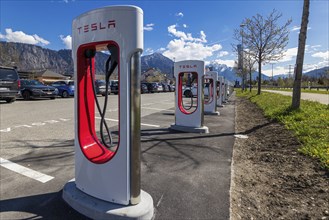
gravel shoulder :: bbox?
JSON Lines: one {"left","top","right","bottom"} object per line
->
{"left": 230, "top": 96, "right": 329, "bottom": 219}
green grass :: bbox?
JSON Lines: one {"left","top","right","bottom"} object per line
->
{"left": 236, "top": 90, "right": 329, "bottom": 169}
{"left": 263, "top": 87, "right": 329, "bottom": 95}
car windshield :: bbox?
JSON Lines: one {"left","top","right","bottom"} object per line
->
{"left": 97, "top": 81, "right": 106, "bottom": 86}
{"left": 24, "top": 80, "right": 44, "bottom": 85}
{"left": 0, "top": 69, "right": 18, "bottom": 80}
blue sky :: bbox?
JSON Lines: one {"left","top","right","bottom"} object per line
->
{"left": 1, "top": 0, "right": 328, "bottom": 76}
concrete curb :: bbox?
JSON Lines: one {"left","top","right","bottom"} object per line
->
{"left": 63, "top": 179, "right": 154, "bottom": 220}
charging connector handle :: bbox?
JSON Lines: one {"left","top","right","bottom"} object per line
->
{"left": 85, "top": 48, "right": 113, "bottom": 148}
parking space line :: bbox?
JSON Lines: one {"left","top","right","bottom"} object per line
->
{"left": 0, "top": 157, "right": 54, "bottom": 183}
{"left": 95, "top": 117, "right": 160, "bottom": 128}
{"left": 142, "top": 107, "right": 174, "bottom": 112}
{"left": 95, "top": 117, "right": 118, "bottom": 122}
{"left": 140, "top": 123, "right": 160, "bottom": 128}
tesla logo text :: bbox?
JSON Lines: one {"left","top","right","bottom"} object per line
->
{"left": 77, "top": 20, "right": 116, "bottom": 34}
{"left": 179, "top": 65, "right": 197, "bottom": 69}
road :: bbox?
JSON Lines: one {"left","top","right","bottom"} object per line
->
{"left": 263, "top": 90, "right": 329, "bottom": 105}
{"left": 0, "top": 93, "right": 175, "bottom": 219}
{"left": 0, "top": 92, "right": 235, "bottom": 220}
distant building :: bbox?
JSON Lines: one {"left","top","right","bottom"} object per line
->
{"left": 34, "top": 70, "right": 68, "bottom": 84}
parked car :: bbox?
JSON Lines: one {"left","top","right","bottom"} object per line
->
{"left": 183, "top": 83, "right": 209, "bottom": 97}
{"left": 161, "top": 83, "right": 170, "bottom": 92}
{"left": 20, "top": 79, "right": 58, "bottom": 100}
{"left": 147, "top": 82, "right": 163, "bottom": 93}
{"left": 95, "top": 80, "right": 111, "bottom": 96}
{"left": 0, "top": 66, "right": 20, "bottom": 103}
{"left": 170, "top": 84, "right": 175, "bottom": 92}
{"left": 141, "top": 83, "right": 148, "bottom": 94}
{"left": 51, "top": 80, "right": 74, "bottom": 98}
{"left": 110, "top": 80, "right": 118, "bottom": 95}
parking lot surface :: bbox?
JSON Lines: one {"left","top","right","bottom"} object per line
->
{"left": 0, "top": 92, "right": 235, "bottom": 219}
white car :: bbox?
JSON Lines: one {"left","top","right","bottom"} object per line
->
{"left": 183, "top": 83, "right": 210, "bottom": 97}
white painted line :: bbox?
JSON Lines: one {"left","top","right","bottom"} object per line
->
{"left": 95, "top": 117, "right": 160, "bottom": 128}
{"left": 0, "top": 157, "right": 54, "bottom": 183}
{"left": 141, "top": 123, "right": 160, "bottom": 128}
{"left": 95, "top": 117, "right": 118, "bottom": 122}
{"left": 142, "top": 103, "right": 155, "bottom": 106}
{"left": 142, "top": 107, "right": 174, "bottom": 112}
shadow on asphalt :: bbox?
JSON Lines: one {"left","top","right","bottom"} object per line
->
{"left": 0, "top": 190, "right": 90, "bottom": 220}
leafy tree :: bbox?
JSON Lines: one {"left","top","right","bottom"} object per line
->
{"left": 292, "top": 0, "right": 310, "bottom": 109}
{"left": 233, "top": 9, "right": 292, "bottom": 95}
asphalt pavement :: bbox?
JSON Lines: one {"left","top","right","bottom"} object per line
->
{"left": 140, "top": 96, "right": 235, "bottom": 219}
{"left": 0, "top": 92, "right": 235, "bottom": 220}
{"left": 263, "top": 89, "right": 329, "bottom": 105}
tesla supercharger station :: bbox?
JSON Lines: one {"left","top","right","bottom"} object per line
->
{"left": 217, "top": 76, "right": 223, "bottom": 107}
{"left": 204, "top": 71, "right": 219, "bottom": 115}
{"left": 221, "top": 79, "right": 227, "bottom": 103}
{"left": 170, "top": 60, "right": 209, "bottom": 133}
{"left": 224, "top": 79, "right": 228, "bottom": 101}
{"left": 62, "top": 6, "right": 154, "bottom": 220}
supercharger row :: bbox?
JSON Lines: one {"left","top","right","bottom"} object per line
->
{"left": 62, "top": 5, "right": 232, "bottom": 220}
{"left": 170, "top": 60, "right": 232, "bottom": 134}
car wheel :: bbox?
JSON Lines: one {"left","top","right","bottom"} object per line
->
{"left": 184, "top": 90, "right": 192, "bottom": 98}
{"left": 22, "top": 90, "right": 31, "bottom": 100}
{"left": 5, "top": 98, "right": 15, "bottom": 103}
{"left": 62, "top": 91, "right": 69, "bottom": 98}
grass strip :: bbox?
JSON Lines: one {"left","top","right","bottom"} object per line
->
{"left": 236, "top": 90, "right": 329, "bottom": 169}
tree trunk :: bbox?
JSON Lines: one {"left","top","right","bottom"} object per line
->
{"left": 249, "top": 68, "right": 252, "bottom": 92}
{"left": 292, "top": 0, "right": 310, "bottom": 109}
{"left": 257, "top": 58, "right": 262, "bottom": 95}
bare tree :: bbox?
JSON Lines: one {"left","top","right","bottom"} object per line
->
{"left": 233, "top": 10, "right": 292, "bottom": 95}
{"left": 292, "top": 0, "right": 310, "bottom": 109}
{"left": 244, "top": 52, "right": 257, "bottom": 92}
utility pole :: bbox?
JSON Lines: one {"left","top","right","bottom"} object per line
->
{"left": 271, "top": 63, "right": 275, "bottom": 86}
{"left": 288, "top": 65, "right": 293, "bottom": 78}
{"left": 240, "top": 23, "right": 246, "bottom": 91}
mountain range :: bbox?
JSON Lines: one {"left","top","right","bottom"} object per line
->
{"left": 0, "top": 41, "right": 174, "bottom": 77}
{"left": 0, "top": 41, "right": 327, "bottom": 83}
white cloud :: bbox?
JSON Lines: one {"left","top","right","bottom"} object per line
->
{"left": 277, "top": 47, "right": 298, "bottom": 63}
{"left": 291, "top": 26, "right": 300, "bottom": 32}
{"left": 144, "top": 48, "right": 154, "bottom": 55}
{"left": 262, "top": 65, "right": 287, "bottom": 76}
{"left": 0, "top": 28, "right": 49, "bottom": 46}
{"left": 183, "top": 24, "right": 188, "bottom": 28}
{"left": 310, "top": 45, "right": 321, "bottom": 49}
{"left": 176, "top": 12, "right": 184, "bottom": 17}
{"left": 59, "top": 35, "right": 72, "bottom": 49}
{"left": 312, "top": 51, "right": 329, "bottom": 60}
{"left": 212, "top": 59, "right": 235, "bottom": 67}
{"left": 62, "top": 0, "right": 75, "bottom": 3}
{"left": 167, "top": 24, "right": 207, "bottom": 43}
{"left": 290, "top": 25, "right": 311, "bottom": 32}
{"left": 163, "top": 25, "right": 222, "bottom": 62}
{"left": 144, "top": 23, "right": 154, "bottom": 31}
{"left": 218, "top": 51, "right": 229, "bottom": 57}
{"left": 157, "top": 47, "right": 166, "bottom": 52}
